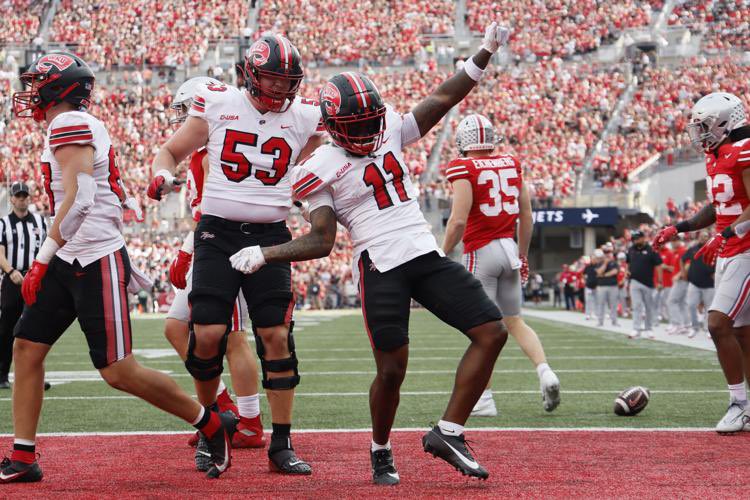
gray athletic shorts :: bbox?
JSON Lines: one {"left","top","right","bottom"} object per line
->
{"left": 710, "top": 252, "right": 750, "bottom": 327}
{"left": 463, "top": 238, "right": 522, "bottom": 317}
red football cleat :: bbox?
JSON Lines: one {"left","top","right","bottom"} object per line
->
{"left": 232, "top": 415, "right": 266, "bottom": 448}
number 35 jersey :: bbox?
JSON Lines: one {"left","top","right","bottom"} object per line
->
{"left": 40, "top": 110, "right": 126, "bottom": 267}
{"left": 445, "top": 154, "right": 522, "bottom": 253}
{"left": 188, "top": 83, "right": 323, "bottom": 221}
{"left": 705, "top": 137, "right": 750, "bottom": 258}
{"left": 290, "top": 106, "right": 439, "bottom": 273}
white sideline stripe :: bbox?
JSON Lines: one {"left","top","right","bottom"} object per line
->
{"left": 0, "top": 389, "right": 728, "bottom": 402}
{"left": 0, "top": 427, "right": 717, "bottom": 437}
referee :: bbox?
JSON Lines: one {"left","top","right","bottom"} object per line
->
{"left": 0, "top": 182, "right": 47, "bottom": 389}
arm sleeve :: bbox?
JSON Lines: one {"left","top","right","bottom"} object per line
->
{"left": 48, "top": 114, "right": 95, "bottom": 152}
{"left": 445, "top": 159, "right": 472, "bottom": 183}
{"left": 401, "top": 112, "right": 421, "bottom": 147}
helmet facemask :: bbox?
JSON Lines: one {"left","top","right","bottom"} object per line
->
{"left": 327, "top": 106, "right": 386, "bottom": 156}
{"left": 169, "top": 100, "right": 190, "bottom": 125}
{"left": 246, "top": 64, "right": 303, "bottom": 113}
{"left": 14, "top": 71, "right": 65, "bottom": 121}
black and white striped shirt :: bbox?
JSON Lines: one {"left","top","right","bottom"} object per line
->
{"left": 0, "top": 212, "right": 47, "bottom": 273}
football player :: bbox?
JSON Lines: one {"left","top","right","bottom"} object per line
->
{"left": 229, "top": 22, "right": 511, "bottom": 485}
{"left": 2, "top": 52, "right": 235, "bottom": 484}
{"left": 442, "top": 113, "right": 560, "bottom": 416}
{"left": 164, "top": 77, "right": 265, "bottom": 465}
{"left": 148, "top": 35, "right": 324, "bottom": 474}
{"left": 653, "top": 92, "right": 750, "bottom": 434}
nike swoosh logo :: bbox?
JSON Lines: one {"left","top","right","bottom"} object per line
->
{"left": 288, "top": 460, "right": 303, "bottom": 467}
{"left": 281, "top": 125, "right": 293, "bottom": 129}
{"left": 438, "top": 435, "right": 480, "bottom": 470}
{"left": 387, "top": 472, "right": 400, "bottom": 479}
{"left": 0, "top": 471, "right": 24, "bottom": 481}
{"left": 239, "top": 429, "right": 257, "bottom": 436}
{"left": 725, "top": 154, "right": 733, "bottom": 159}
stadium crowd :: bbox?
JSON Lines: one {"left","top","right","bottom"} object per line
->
{"left": 669, "top": 0, "right": 750, "bottom": 51}
{"left": 256, "top": 0, "right": 454, "bottom": 65}
{"left": 49, "top": 0, "right": 249, "bottom": 68}
{"left": 0, "top": 0, "right": 46, "bottom": 45}
{"left": 592, "top": 56, "right": 750, "bottom": 189}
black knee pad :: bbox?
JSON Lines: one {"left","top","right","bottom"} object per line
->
{"left": 253, "top": 322, "right": 300, "bottom": 390}
{"left": 184, "top": 322, "right": 230, "bottom": 381}
{"left": 189, "top": 290, "right": 235, "bottom": 326}
{"left": 371, "top": 326, "right": 409, "bottom": 352}
{"left": 250, "top": 291, "right": 294, "bottom": 328}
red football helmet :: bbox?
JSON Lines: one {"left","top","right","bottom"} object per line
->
{"left": 14, "top": 51, "right": 95, "bottom": 122}
{"left": 244, "top": 35, "right": 303, "bottom": 112}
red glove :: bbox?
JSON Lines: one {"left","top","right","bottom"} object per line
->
{"left": 695, "top": 234, "right": 725, "bottom": 266}
{"left": 147, "top": 170, "right": 182, "bottom": 201}
{"left": 652, "top": 225, "right": 678, "bottom": 250}
{"left": 169, "top": 251, "right": 192, "bottom": 289}
{"left": 22, "top": 261, "right": 48, "bottom": 305}
{"left": 520, "top": 254, "right": 529, "bottom": 286}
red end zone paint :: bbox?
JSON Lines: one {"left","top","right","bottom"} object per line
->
{"left": 2, "top": 431, "right": 748, "bottom": 498}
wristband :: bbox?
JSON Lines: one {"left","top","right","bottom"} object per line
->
{"left": 154, "top": 169, "right": 175, "bottom": 183}
{"left": 181, "top": 231, "right": 195, "bottom": 254}
{"left": 675, "top": 221, "right": 690, "bottom": 233}
{"left": 721, "top": 226, "right": 736, "bottom": 239}
{"left": 462, "top": 56, "right": 486, "bottom": 82}
{"left": 36, "top": 238, "right": 60, "bottom": 265}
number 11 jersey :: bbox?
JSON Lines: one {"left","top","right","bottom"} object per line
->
{"left": 290, "top": 106, "right": 439, "bottom": 273}
{"left": 188, "top": 82, "right": 323, "bottom": 221}
{"left": 445, "top": 154, "right": 522, "bottom": 253}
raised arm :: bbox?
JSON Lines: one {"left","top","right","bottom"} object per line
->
{"left": 410, "top": 22, "right": 509, "bottom": 137}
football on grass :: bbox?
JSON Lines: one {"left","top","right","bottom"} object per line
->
{"left": 614, "top": 386, "right": 650, "bottom": 416}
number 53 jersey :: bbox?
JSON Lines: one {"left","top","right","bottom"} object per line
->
{"left": 444, "top": 153, "right": 522, "bottom": 253}
{"left": 705, "top": 137, "right": 750, "bottom": 258}
{"left": 188, "top": 82, "right": 323, "bottom": 221}
{"left": 291, "top": 106, "right": 440, "bottom": 274}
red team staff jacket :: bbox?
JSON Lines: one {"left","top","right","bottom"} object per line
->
{"left": 445, "top": 154, "right": 523, "bottom": 253}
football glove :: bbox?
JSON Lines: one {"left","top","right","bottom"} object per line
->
{"left": 695, "top": 234, "right": 725, "bottom": 266}
{"left": 127, "top": 266, "right": 154, "bottom": 294}
{"left": 147, "top": 169, "right": 181, "bottom": 201}
{"left": 230, "top": 246, "right": 266, "bottom": 274}
{"left": 481, "top": 21, "right": 511, "bottom": 53}
{"left": 520, "top": 255, "right": 529, "bottom": 286}
{"left": 123, "top": 196, "right": 144, "bottom": 222}
{"left": 169, "top": 250, "right": 192, "bottom": 289}
{"left": 22, "top": 261, "right": 48, "bottom": 305}
{"left": 652, "top": 225, "right": 677, "bottom": 250}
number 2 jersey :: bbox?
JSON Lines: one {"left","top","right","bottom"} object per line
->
{"left": 705, "top": 135, "right": 750, "bottom": 258}
{"left": 445, "top": 154, "right": 522, "bottom": 253}
{"left": 290, "top": 106, "right": 437, "bottom": 274}
{"left": 40, "top": 110, "right": 126, "bottom": 267}
{"left": 188, "top": 83, "right": 323, "bottom": 222}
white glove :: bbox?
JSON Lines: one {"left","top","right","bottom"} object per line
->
{"left": 128, "top": 265, "right": 153, "bottom": 293}
{"left": 481, "top": 21, "right": 511, "bottom": 53}
{"left": 229, "top": 245, "right": 266, "bottom": 274}
{"left": 123, "top": 197, "right": 144, "bottom": 222}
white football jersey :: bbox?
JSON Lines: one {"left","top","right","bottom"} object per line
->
{"left": 188, "top": 82, "right": 323, "bottom": 222}
{"left": 291, "top": 106, "right": 439, "bottom": 275}
{"left": 40, "top": 111, "right": 126, "bottom": 267}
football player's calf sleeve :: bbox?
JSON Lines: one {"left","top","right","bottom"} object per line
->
{"left": 504, "top": 316, "right": 547, "bottom": 366}
{"left": 59, "top": 173, "right": 96, "bottom": 241}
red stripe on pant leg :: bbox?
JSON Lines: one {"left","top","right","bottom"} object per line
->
{"left": 728, "top": 273, "right": 750, "bottom": 318}
{"left": 100, "top": 255, "right": 116, "bottom": 365}
{"left": 115, "top": 251, "right": 132, "bottom": 355}
{"left": 358, "top": 257, "right": 375, "bottom": 349}
{"left": 284, "top": 294, "right": 295, "bottom": 325}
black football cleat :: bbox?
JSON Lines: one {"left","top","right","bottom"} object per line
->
{"left": 0, "top": 457, "right": 43, "bottom": 483}
{"left": 371, "top": 448, "right": 400, "bottom": 485}
{"left": 194, "top": 436, "right": 212, "bottom": 472}
{"left": 422, "top": 426, "right": 489, "bottom": 480}
{"left": 203, "top": 410, "right": 237, "bottom": 479}
{"left": 268, "top": 442, "right": 312, "bottom": 475}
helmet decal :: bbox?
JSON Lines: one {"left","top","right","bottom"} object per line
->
{"left": 321, "top": 82, "right": 341, "bottom": 116}
{"left": 249, "top": 40, "right": 271, "bottom": 67}
{"left": 36, "top": 53, "right": 75, "bottom": 73}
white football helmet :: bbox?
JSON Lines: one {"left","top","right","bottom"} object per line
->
{"left": 455, "top": 113, "right": 496, "bottom": 154}
{"left": 687, "top": 92, "right": 746, "bottom": 153}
{"left": 170, "top": 76, "right": 223, "bottom": 125}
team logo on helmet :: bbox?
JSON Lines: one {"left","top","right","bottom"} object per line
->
{"left": 249, "top": 40, "right": 271, "bottom": 67}
{"left": 36, "top": 54, "right": 75, "bottom": 73}
{"left": 321, "top": 82, "right": 341, "bottom": 115}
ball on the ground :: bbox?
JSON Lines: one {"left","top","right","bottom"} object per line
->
{"left": 613, "top": 386, "right": 650, "bottom": 416}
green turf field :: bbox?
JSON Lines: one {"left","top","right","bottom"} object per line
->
{"left": 0, "top": 310, "right": 728, "bottom": 433}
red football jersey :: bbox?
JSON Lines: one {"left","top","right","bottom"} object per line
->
{"left": 705, "top": 137, "right": 750, "bottom": 257}
{"left": 445, "top": 154, "right": 522, "bottom": 253}
{"left": 186, "top": 148, "right": 207, "bottom": 222}
{"left": 655, "top": 248, "right": 674, "bottom": 287}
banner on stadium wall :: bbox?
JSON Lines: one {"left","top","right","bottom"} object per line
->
{"left": 531, "top": 207, "right": 619, "bottom": 226}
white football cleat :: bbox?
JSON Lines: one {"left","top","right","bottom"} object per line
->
{"left": 540, "top": 369, "right": 561, "bottom": 412}
{"left": 644, "top": 330, "right": 655, "bottom": 339}
{"left": 628, "top": 330, "right": 640, "bottom": 339}
{"left": 470, "top": 396, "right": 498, "bottom": 417}
{"left": 716, "top": 402, "right": 749, "bottom": 434}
